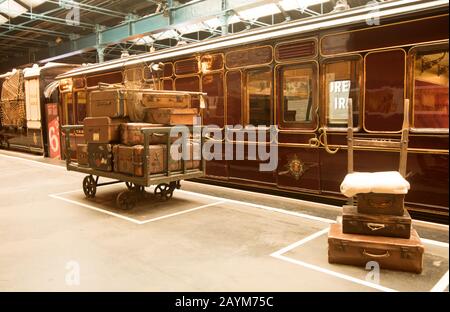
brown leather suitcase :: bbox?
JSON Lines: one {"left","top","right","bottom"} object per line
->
{"left": 113, "top": 144, "right": 181, "bottom": 176}
{"left": 90, "top": 89, "right": 145, "bottom": 121}
{"left": 357, "top": 193, "right": 405, "bottom": 216}
{"left": 88, "top": 143, "right": 113, "bottom": 171}
{"left": 76, "top": 143, "right": 89, "bottom": 167}
{"left": 84, "top": 117, "right": 124, "bottom": 143}
{"left": 141, "top": 93, "right": 190, "bottom": 109}
{"left": 144, "top": 108, "right": 199, "bottom": 125}
{"left": 328, "top": 223, "right": 424, "bottom": 274}
{"left": 342, "top": 206, "right": 412, "bottom": 238}
{"left": 120, "top": 122, "right": 168, "bottom": 146}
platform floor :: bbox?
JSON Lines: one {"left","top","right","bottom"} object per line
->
{"left": 0, "top": 150, "right": 448, "bottom": 292}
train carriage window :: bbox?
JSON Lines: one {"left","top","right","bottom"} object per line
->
{"left": 175, "top": 76, "right": 200, "bottom": 109}
{"left": 62, "top": 92, "right": 74, "bottom": 125}
{"left": 86, "top": 71, "right": 123, "bottom": 88}
{"left": 412, "top": 46, "right": 449, "bottom": 129}
{"left": 278, "top": 63, "right": 317, "bottom": 129}
{"left": 324, "top": 58, "right": 361, "bottom": 128}
{"left": 226, "top": 71, "right": 242, "bottom": 125}
{"left": 202, "top": 72, "right": 224, "bottom": 127}
{"left": 246, "top": 68, "right": 272, "bottom": 126}
{"left": 364, "top": 49, "right": 406, "bottom": 132}
{"left": 75, "top": 91, "right": 87, "bottom": 124}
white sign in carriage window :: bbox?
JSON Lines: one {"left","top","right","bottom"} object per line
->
{"left": 329, "top": 80, "right": 351, "bottom": 124}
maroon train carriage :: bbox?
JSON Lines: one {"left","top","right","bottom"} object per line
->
{"left": 54, "top": 0, "right": 449, "bottom": 222}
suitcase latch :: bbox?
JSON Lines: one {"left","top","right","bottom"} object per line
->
{"left": 337, "top": 241, "right": 348, "bottom": 252}
{"left": 401, "top": 247, "right": 411, "bottom": 259}
{"left": 367, "top": 223, "right": 386, "bottom": 231}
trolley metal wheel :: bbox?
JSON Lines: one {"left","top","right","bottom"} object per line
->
{"left": 125, "top": 182, "right": 145, "bottom": 193}
{"left": 83, "top": 175, "right": 97, "bottom": 198}
{"left": 155, "top": 183, "right": 174, "bottom": 201}
{"left": 116, "top": 191, "right": 137, "bottom": 210}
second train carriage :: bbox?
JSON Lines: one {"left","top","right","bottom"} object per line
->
{"left": 0, "top": 63, "right": 78, "bottom": 156}
{"left": 55, "top": 0, "right": 449, "bottom": 221}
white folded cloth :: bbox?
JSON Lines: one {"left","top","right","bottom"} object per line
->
{"left": 340, "top": 171, "right": 410, "bottom": 198}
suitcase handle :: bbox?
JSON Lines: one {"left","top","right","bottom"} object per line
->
{"left": 366, "top": 223, "right": 386, "bottom": 231}
{"left": 363, "top": 249, "right": 390, "bottom": 258}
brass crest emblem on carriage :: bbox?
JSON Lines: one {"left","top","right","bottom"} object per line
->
{"left": 279, "top": 154, "right": 315, "bottom": 180}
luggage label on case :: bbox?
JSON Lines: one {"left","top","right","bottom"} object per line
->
{"left": 93, "top": 133, "right": 100, "bottom": 141}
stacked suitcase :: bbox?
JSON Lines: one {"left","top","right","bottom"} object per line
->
{"left": 76, "top": 87, "right": 201, "bottom": 176}
{"left": 328, "top": 193, "right": 425, "bottom": 274}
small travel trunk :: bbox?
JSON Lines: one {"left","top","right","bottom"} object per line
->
{"left": 84, "top": 117, "right": 123, "bottom": 143}
{"left": 145, "top": 108, "right": 199, "bottom": 125}
{"left": 357, "top": 193, "right": 405, "bottom": 216}
{"left": 76, "top": 144, "right": 89, "bottom": 167}
{"left": 88, "top": 143, "right": 114, "bottom": 171}
{"left": 89, "top": 89, "right": 145, "bottom": 121}
{"left": 342, "top": 206, "right": 412, "bottom": 238}
{"left": 120, "top": 122, "right": 166, "bottom": 146}
{"left": 328, "top": 223, "right": 424, "bottom": 274}
{"left": 141, "top": 93, "right": 190, "bottom": 109}
{"left": 113, "top": 144, "right": 181, "bottom": 176}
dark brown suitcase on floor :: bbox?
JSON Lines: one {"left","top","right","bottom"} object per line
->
{"left": 76, "top": 143, "right": 89, "bottom": 167}
{"left": 88, "top": 143, "right": 114, "bottom": 172}
{"left": 113, "top": 144, "right": 181, "bottom": 176}
{"left": 328, "top": 223, "right": 424, "bottom": 274}
{"left": 120, "top": 122, "right": 167, "bottom": 146}
{"left": 144, "top": 108, "right": 199, "bottom": 125}
{"left": 357, "top": 193, "right": 405, "bottom": 216}
{"left": 84, "top": 117, "right": 124, "bottom": 144}
{"left": 342, "top": 205, "right": 412, "bottom": 238}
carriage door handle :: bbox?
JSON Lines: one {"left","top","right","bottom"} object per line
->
{"left": 317, "top": 127, "right": 340, "bottom": 154}
{"left": 367, "top": 223, "right": 386, "bottom": 231}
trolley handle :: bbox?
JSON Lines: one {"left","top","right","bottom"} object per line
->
{"left": 61, "top": 125, "right": 84, "bottom": 168}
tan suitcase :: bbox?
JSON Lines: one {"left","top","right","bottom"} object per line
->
{"left": 113, "top": 144, "right": 181, "bottom": 176}
{"left": 342, "top": 206, "right": 412, "bottom": 239}
{"left": 120, "top": 122, "right": 174, "bottom": 146}
{"left": 357, "top": 193, "right": 405, "bottom": 216}
{"left": 144, "top": 108, "right": 199, "bottom": 125}
{"left": 84, "top": 117, "right": 123, "bottom": 143}
{"left": 141, "top": 93, "right": 190, "bottom": 109}
{"left": 328, "top": 223, "right": 424, "bottom": 274}
{"left": 76, "top": 143, "right": 89, "bottom": 167}
{"left": 89, "top": 89, "right": 145, "bottom": 121}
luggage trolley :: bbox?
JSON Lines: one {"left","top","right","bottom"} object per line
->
{"left": 61, "top": 125, "right": 206, "bottom": 210}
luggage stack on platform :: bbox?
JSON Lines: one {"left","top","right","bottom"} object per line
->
{"left": 61, "top": 85, "right": 207, "bottom": 210}
{"left": 327, "top": 100, "right": 424, "bottom": 274}
{"left": 76, "top": 85, "right": 202, "bottom": 177}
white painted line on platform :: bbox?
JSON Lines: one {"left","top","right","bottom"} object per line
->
{"left": 272, "top": 254, "right": 397, "bottom": 292}
{"left": 421, "top": 238, "right": 449, "bottom": 248}
{"left": 271, "top": 228, "right": 331, "bottom": 257}
{"left": 184, "top": 181, "right": 342, "bottom": 211}
{"left": 49, "top": 194, "right": 142, "bottom": 224}
{"left": 139, "top": 201, "right": 226, "bottom": 224}
{"left": 49, "top": 193, "right": 224, "bottom": 225}
{"left": 0, "top": 152, "right": 67, "bottom": 171}
{"left": 178, "top": 189, "right": 336, "bottom": 224}
{"left": 431, "top": 271, "right": 449, "bottom": 292}
{"left": 413, "top": 219, "right": 449, "bottom": 230}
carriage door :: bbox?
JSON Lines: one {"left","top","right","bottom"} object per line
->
{"left": 24, "top": 75, "right": 44, "bottom": 152}
{"left": 275, "top": 62, "right": 321, "bottom": 192}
